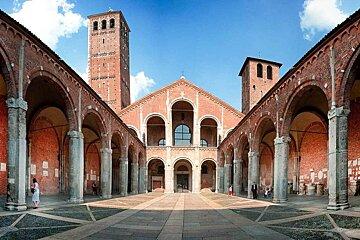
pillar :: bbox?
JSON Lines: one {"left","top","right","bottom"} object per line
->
{"left": 119, "top": 146, "right": 128, "bottom": 196}
{"left": 100, "top": 147, "right": 112, "bottom": 198}
{"left": 67, "top": 130, "right": 84, "bottom": 203}
{"left": 223, "top": 163, "right": 231, "bottom": 193}
{"left": 193, "top": 165, "right": 201, "bottom": 193}
{"left": 247, "top": 150, "right": 259, "bottom": 198}
{"left": 216, "top": 165, "right": 224, "bottom": 193}
{"left": 131, "top": 162, "right": 139, "bottom": 194}
{"left": 164, "top": 165, "right": 174, "bottom": 193}
{"left": 5, "top": 98, "right": 27, "bottom": 210}
{"left": 138, "top": 165, "right": 147, "bottom": 193}
{"left": 273, "top": 136, "right": 290, "bottom": 203}
{"left": 233, "top": 148, "right": 241, "bottom": 196}
{"left": 327, "top": 106, "right": 350, "bottom": 210}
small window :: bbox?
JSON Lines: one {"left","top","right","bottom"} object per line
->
{"left": 200, "top": 139, "right": 208, "bottom": 147}
{"left": 257, "top": 63, "right": 263, "bottom": 78}
{"left": 102, "top": 38, "right": 105, "bottom": 44}
{"left": 110, "top": 18, "right": 115, "bottom": 28}
{"left": 93, "top": 21, "right": 98, "bottom": 31}
{"left": 101, "top": 19, "right": 107, "bottom": 29}
{"left": 267, "top": 65, "right": 273, "bottom": 80}
{"left": 253, "top": 85, "right": 256, "bottom": 91}
{"left": 174, "top": 124, "right": 191, "bottom": 146}
{"left": 158, "top": 139, "right": 166, "bottom": 146}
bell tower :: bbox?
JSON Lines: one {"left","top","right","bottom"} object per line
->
{"left": 239, "top": 57, "right": 282, "bottom": 114}
{"left": 88, "top": 10, "right": 131, "bottom": 112}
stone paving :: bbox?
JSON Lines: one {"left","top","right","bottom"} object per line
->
{"left": 1, "top": 192, "right": 360, "bottom": 239}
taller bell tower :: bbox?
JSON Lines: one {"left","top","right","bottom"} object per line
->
{"left": 88, "top": 10, "right": 131, "bottom": 112}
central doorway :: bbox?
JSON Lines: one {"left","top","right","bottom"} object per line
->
{"left": 174, "top": 159, "right": 192, "bottom": 192}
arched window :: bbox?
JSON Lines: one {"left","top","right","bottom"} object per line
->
{"left": 93, "top": 21, "right": 98, "bottom": 31}
{"left": 201, "top": 165, "right": 208, "bottom": 174}
{"left": 267, "top": 65, "right": 273, "bottom": 80}
{"left": 110, "top": 18, "right": 115, "bottom": 28}
{"left": 158, "top": 138, "right": 166, "bottom": 146}
{"left": 200, "top": 139, "right": 208, "bottom": 147}
{"left": 257, "top": 63, "right": 263, "bottom": 78}
{"left": 157, "top": 165, "right": 164, "bottom": 174}
{"left": 101, "top": 19, "right": 107, "bottom": 29}
{"left": 174, "top": 124, "right": 191, "bottom": 146}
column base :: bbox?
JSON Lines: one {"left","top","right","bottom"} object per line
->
{"left": 5, "top": 202, "right": 27, "bottom": 211}
{"left": 131, "top": 191, "right": 138, "bottom": 195}
{"left": 327, "top": 202, "right": 350, "bottom": 210}
{"left": 119, "top": 193, "right": 127, "bottom": 197}
{"left": 164, "top": 190, "right": 174, "bottom": 194}
{"left": 272, "top": 198, "right": 287, "bottom": 204}
{"left": 68, "top": 197, "right": 84, "bottom": 204}
{"left": 101, "top": 195, "right": 112, "bottom": 199}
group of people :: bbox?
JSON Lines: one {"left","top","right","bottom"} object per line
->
{"left": 228, "top": 182, "right": 272, "bottom": 200}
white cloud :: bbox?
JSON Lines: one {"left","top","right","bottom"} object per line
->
{"left": 300, "top": 0, "right": 348, "bottom": 40}
{"left": 130, "top": 71, "right": 155, "bottom": 102}
{"left": 10, "top": 0, "right": 86, "bottom": 49}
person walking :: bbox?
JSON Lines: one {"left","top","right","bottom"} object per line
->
{"left": 229, "top": 185, "right": 233, "bottom": 196}
{"left": 251, "top": 182, "right": 258, "bottom": 199}
{"left": 31, "top": 178, "right": 40, "bottom": 209}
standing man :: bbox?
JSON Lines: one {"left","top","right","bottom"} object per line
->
{"left": 251, "top": 182, "right": 258, "bottom": 199}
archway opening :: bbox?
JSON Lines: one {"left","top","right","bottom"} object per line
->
{"left": 201, "top": 160, "right": 216, "bottom": 191}
{"left": 25, "top": 76, "right": 72, "bottom": 195}
{"left": 147, "top": 159, "right": 165, "bottom": 192}
{"left": 172, "top": 101, "right": 193, "bottom": 146}
{"left": 111, "top": 133, "right": 123, "bottom": 195}
{"left": 287, "top": 86, "right": 329, "bottom": 195}
{"left": 82, "top": 112, "right": 104, "bottom": 196}
{"left": 147, "top": 116, "right": 165, "bottom": 146}
{"left": 174, "top": 160, "right": 192, "bottom": 192}
{"left": 200, "top": 118, "right": 218, "bottom": 147}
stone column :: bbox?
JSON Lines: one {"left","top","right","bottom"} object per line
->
{"left": 223, "top": 163, "right": 231, "bottom": 193}
{"left": 131, "top": 162, "right": 139, "bottom": 194}
{"left": 100, "top": 147, "right": 112, "bottom": 199}
{"left": 119, "top": 146, "right": 128, "bottom": 196}
{"left": 247, "top": 150, "right": 259, "bottom": 198}
{"left": 273, "top": 136, "right": 290, "bottom": 203}
{"left": 216, "top": 165, "right": 224, "bottom": 193}
{"left": 5, "top": 98, "right": 27, "bottom": 210}
{"left": 138, "top": 165, "right": 147, "bottom": 193}
{"left": 67, "top": 130, "right": 84, "bottom": 203}
{"left": 234, "top": 159, "right": 242, "bottom": 196}
{"left": 193, "top": 165, "right": 201, "bottom": 193}
{"left": 328, "top": 106, "right": 350, "bottom": 210}
{"left": 164, "top": 165, "right": 174, "bottom": 193}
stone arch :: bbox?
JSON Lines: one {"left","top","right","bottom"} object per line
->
{"left": 26, "top": 69, "right": 77, "bottom": 130}
{"left": 147, "top": 158, "right": 165, "bottom": 192}
{"left": 201, "top": 159, "right": 216, "bottom": 192}
{"left": 201, "top": 158, "right": 217, "bottom": 166}
{"left": 0, "top": 40, "right": 16, "bottom": 98}
{"left": 224, "top": 128, "right": 234, "bottom": 138}
{"left": 253, "top": 116, "right": 276, "bottom": 151}
{"left": 146, "top": 115, "right": 166, "bottom": 146}
{"left": 198, "top": 115, "right": 221, "bottom": 127}
{"left": 200, "top": 117, "right": 218, "bottom": 147}
{"left": 173, "top": 157, "right": 194, "bottom": 168}
{"left": 170, "top": 97, "right": 195, "bottom": 110}
{"left": 82, "top": 108, "right": 107, "bottom": 135}
{"left": 281, "top": 82, "right": 330, "bottom": 136}
{"left": 147, "top": 157, "right": 166, "bottom": 167}
{"left": 127, "top": 125, "right": 139, "bottom": 138}
{"left": 144, "top": 112, "right": 167, "bottom": 125}
{"left": 173, "top": 158, "right": 193, "bottom": 192}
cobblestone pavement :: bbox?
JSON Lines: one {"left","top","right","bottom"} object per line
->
{"left": 0, "top": 192, "right": 162, "bottom": 240}
{"left": 2, "top": 192, "right": 360, "bottom": 239}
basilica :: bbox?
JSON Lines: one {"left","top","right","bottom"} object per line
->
{"left": 0, "top": 8, "right": 360, "bottom": 211}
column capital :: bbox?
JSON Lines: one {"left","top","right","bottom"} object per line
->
{"left": 100, "top": 148, "right": 112, "bottom": 154}
{"left": 67, "top": 130, "right": 84, "bottom": 139}
{"left": 274, "top": 136, "right": 291, "bottom": 145}
{"left": 248, "top": 150, "right": 259, "bottom": 158}
{"left": 328, "top": 106, "right": 350, "bottom": 119}
{"left": 6, "top": 97, "right": 27, "bottom": 110}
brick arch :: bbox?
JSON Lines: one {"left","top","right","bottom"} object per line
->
{"left": 147, "top": 157, "right": 166, "bottom": 168}
{"left": 340, "top": 44, "right": 360, "bottom": 108}
{"left": 26, "top": 69, "right": 77, "bottom": 130}
{"left": 198, "top": 115, "right": 220, "bottom": 127}
{"left": 0, "top": 40, "right": 16, "bottom": 98}
{"left": 253, "top": 116, "right": 276, "bottom": 151}
{"left": 225, "top": 144, "right": 234, "bottom": 164}
{"left": 281, "top": 82, "right": 330, "bottom": 136}
{"left": 170, "top": 97, "right": 195, "bottom": 110}
{"left": 237, "top": 134, "right": 249, "bottom": 157}
{"left": 138, "top": 151, "right": 146, "bottom": 167}
{"left": 218, "top": 150, "right": 225, "bottom": 167}
{"left": 144, "top": 112, "right": 167, "bottom": 125}
{"left": 82, "top": 108, "right": 107, "bottom": 135}
{"left": 127, "top": 125, "right": 139, "bottom": 138}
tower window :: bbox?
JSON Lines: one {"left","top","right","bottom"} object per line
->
{"left": 110, "top": 18, "right": 115, "bottom": 28}
{"left": 257, "top": 63, "right": 263, "bottom": 78}
{"left": 253, "top": 85, "right": 256, "bottom": 91}
{"left": 267, "top": 65, "right": 273, "bottom": 80}
{"left": 101, "top": 19, "right": 107, "bottom": 29}
{"left": 102, "top": 38, "right": 105, "bottom": 44}
{"left": 93, "top": 21, "right": 98, "bottom": 31}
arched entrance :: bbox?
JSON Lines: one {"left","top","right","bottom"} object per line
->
{"left": 201, "top": 160, "right": 216, "bottom": 191}
{"left": 147, "top": 159, "right": 165, "bottom": 192}
{"left": 174, "top": 159, "right": 192, "bottom": 192}
{"left": 147, "top": 116, "right": 166, "bottom": 146}
{"left": 111, "top": 132, "right": 123, "bottom": 195}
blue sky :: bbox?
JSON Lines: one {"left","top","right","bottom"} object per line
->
{"left": 1, "top": 0, "right": 360, "bottom": 109}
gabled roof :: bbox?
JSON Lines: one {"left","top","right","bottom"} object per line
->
{"left": 118, "top": 78, "right": 243, "bottom": 118}
{"left": 239, "top": 57, "right": 282, "bottom": 76}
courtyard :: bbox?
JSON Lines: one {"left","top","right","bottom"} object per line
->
{"left": 0, "top": 192, "right": 359, "bottom": 239}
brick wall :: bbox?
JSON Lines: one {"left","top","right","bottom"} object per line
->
{"left": 259, "top": 145, "right": 273, "bottom": 190}
{"left": 29, "top": 117, "right": 60, "bottom": 195}
{"left": 348, "top": 100, "right": 360, "bottom": 193}
{"left": 85, "top": 143, "right": 101, "bottom": 194}
{"left": 299, "top": 122, "right": 328, "bottom": 187}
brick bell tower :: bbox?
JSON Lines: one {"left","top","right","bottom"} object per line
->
{"left": 88, "top": 10, "right": 131, "bottom": 112}
{"left": 239, "top": 57, "right": 282, "bottom": 114}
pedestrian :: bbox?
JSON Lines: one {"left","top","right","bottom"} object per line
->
{"left": 31, "top": 178, "right": 40, "bottom": 209}
{"left": 6, "top": 183, "right": 13, "bottom": 203}
{"left": 229, "top": 185, "right": 233, "bottom": 196}
{"left": 92, "top": 181, "right": 98, "bottom": 195}
{"left": 251, "top": 182, "right": 258, "bottom": 199}
{"left": 355, "top": 179, "right": 360, "bottom": 196}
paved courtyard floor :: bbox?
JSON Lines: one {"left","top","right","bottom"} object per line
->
{"left": 0, "top": 192, "right": 360, "bottom": 239}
